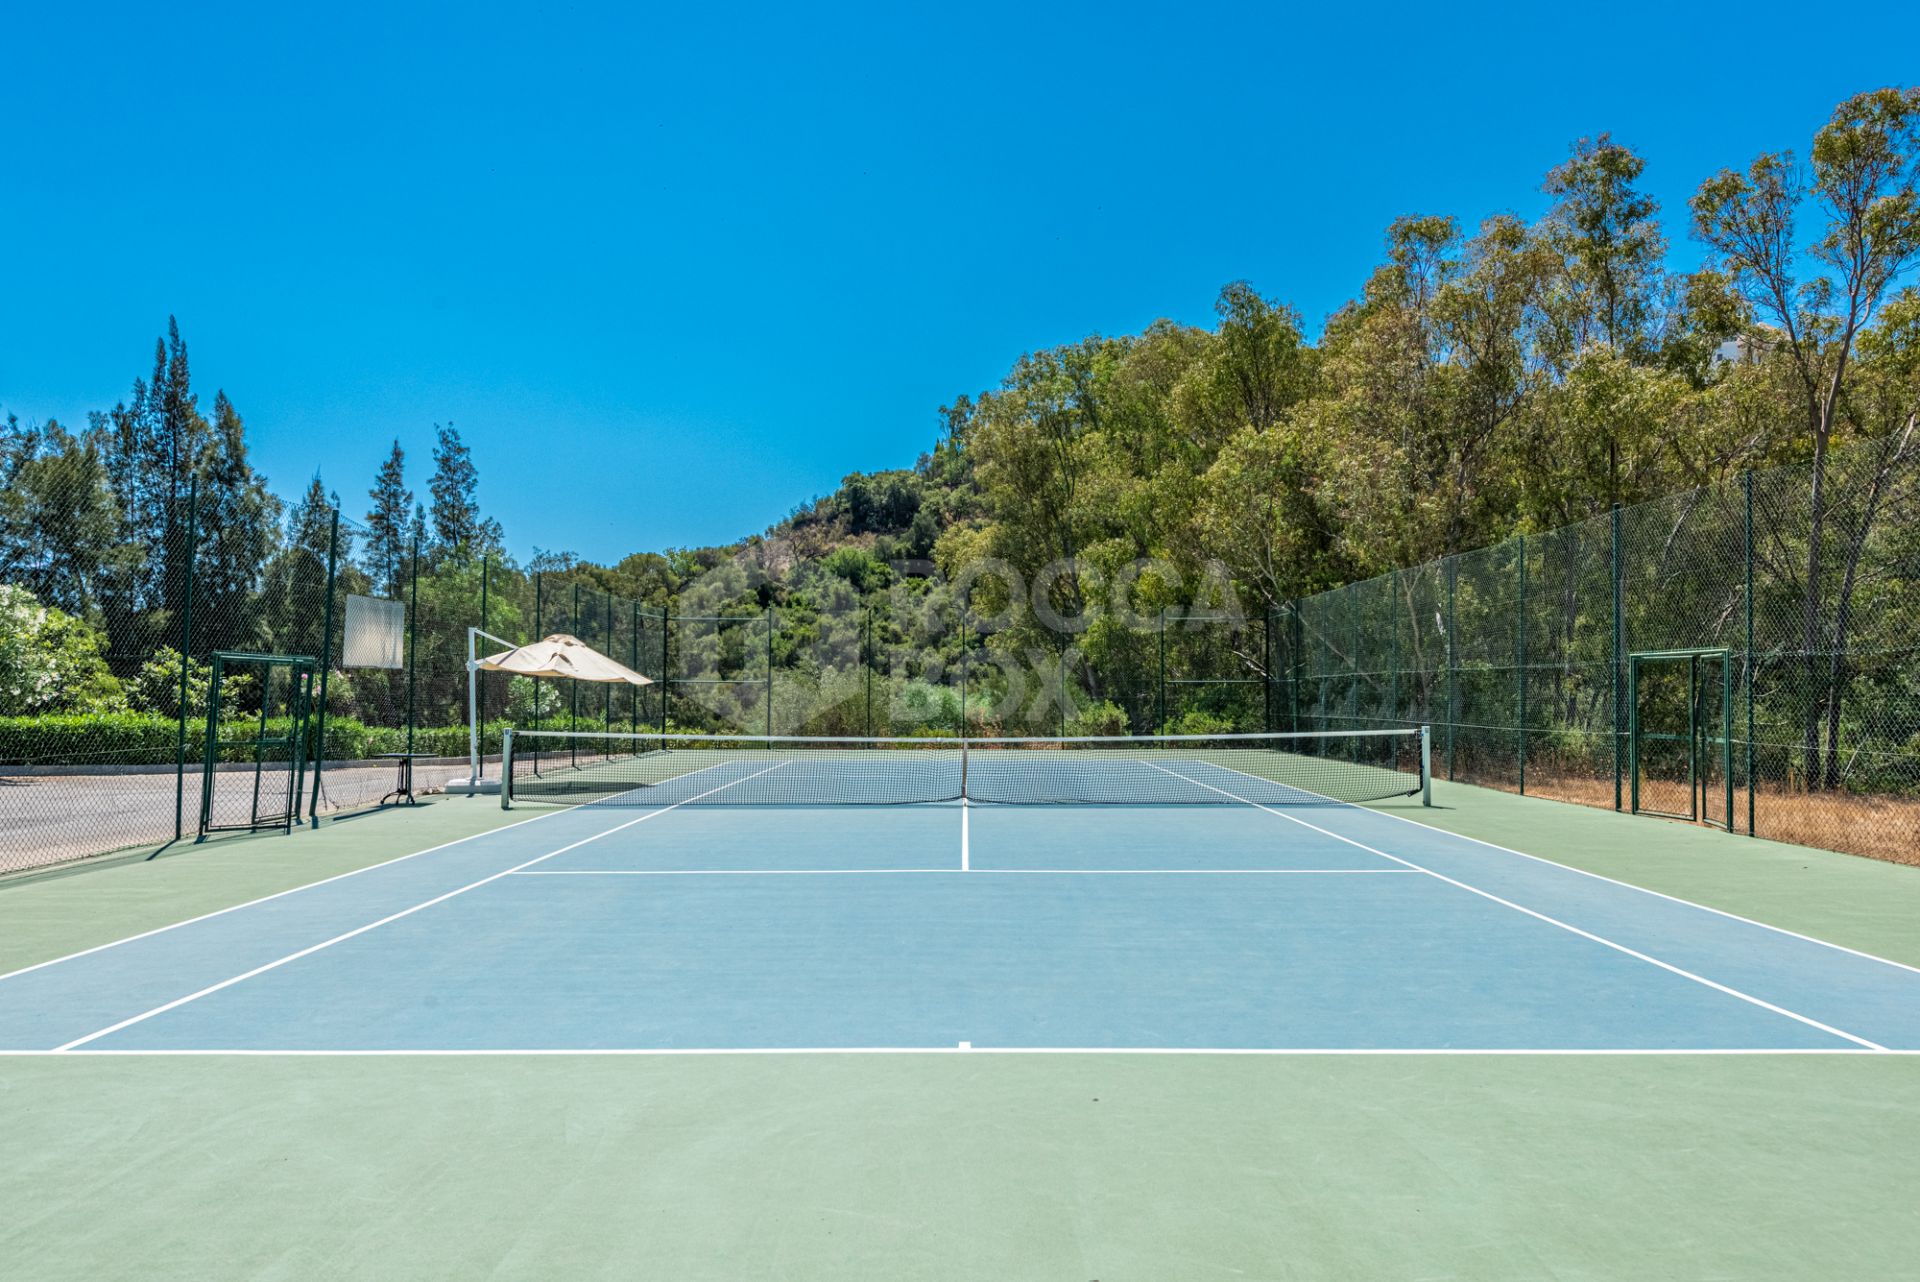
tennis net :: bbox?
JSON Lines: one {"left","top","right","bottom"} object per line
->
{"left": 501, "top": 728, "right": 1429, "bottom": 808}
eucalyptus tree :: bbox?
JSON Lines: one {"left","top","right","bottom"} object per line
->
{"left": 1690, "top": 87, "right": 1920, "bottom": 787}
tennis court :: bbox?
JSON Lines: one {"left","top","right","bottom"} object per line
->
{"left": 4, "top": 729, "right": 1917, "bottom": 1057}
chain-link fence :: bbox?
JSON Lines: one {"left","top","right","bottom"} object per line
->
{"left": 7, "top": 428, "right": 1916, "bottom": 875}
{"left": 1276, "top": 430, "right": 1920, "bottom": 864}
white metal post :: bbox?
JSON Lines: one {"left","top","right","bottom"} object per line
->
{"left": 467, "top": 627, "right": 523, "bottom": 787}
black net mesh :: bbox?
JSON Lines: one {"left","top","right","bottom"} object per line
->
{"left": 504, "top": 728, "right": 1427, "bottom": 808}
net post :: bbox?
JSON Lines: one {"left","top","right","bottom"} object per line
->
{"left": 500, "top": 729, "right": 515, "bottom": 809}
{"left": 1420, "top": 724, "right": 1432, "bottom": 806}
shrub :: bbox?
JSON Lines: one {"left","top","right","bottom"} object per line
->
{"left": 127, "top": 646, "right": 256, "bottom": 718}
{"left": 1167, "top": 709, "right": 1238, "bottom": 736}
{"left": 1064, "top": 700, "right": 1129, "bottom": 737}
{"left": 0, "top": 584, "right": 125, "bottom": 715}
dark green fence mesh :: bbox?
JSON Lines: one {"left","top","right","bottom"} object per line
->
{"left": 1281, "top": 434, "right": 1920, "bottom": 863}
{"left": 5, "top": 431, "right": 1918, "bottom": 874}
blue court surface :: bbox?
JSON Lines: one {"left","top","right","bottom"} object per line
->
{"left": 4, "top": 781, "right": 1920, "bottom": 1056}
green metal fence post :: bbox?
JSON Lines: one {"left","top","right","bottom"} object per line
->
{"left": 1264, "top": 610, "right": 1275, "bottom": 734}
{"left": 1290, "top": 604, "right": 1303, "bottom": 735}
{"left": 1611, "top": 503, "right": 1624, "bottom": 811}
{"left": 1517, "top": 533, "right": 1527, "bottom": 795}
{"left": 865, "top": 607, "right": 875, "bottom": 735}
{"left": 604, "top": 590, "right": 614, "bottom": 733}
{"left": 1687, "top": 654, "right": 1699, "bottom": 820}
{"left": 766, "top": 607, "right": 776, "bottom": 740}
{"left": 660, "top": 603, "right": 671, "bottom": 734}
{"left": 1445, "top": 556, "right": 1457, "bottom": 781}
{"left": 198, "top": 653, "right": 224, "bottom": 841}
{"left": 570, "top": 582, "right": 580, "bottom": 767}
{"left": 533, "top": 572, "right": 544, "bottom": 729}
{"left": 1628, "top": 656, "right": 1640, "bottom": 813}
{"left": 481, "top": 555, "right": 489, "bottom": 634}
{"left": 959, "top": 628, "right": 971, "bottom": 735}
{"left": 308, "top": 507, "right": 340, "bottom": 827}
{"left": 1156, "top": 611, "right": 1167, "bottom": 732}
{"left": 174, "top": 477, "right": 199, "bottom": 842}
{"left": 1743, "top": 471, "right": 1756, "bottom": 837}
{"left": 1348, "top": 586, "right": 1360, "bottom": 741}
{"left": 1388, "top": 585, "right": 1399, "bottom": 728}
{"left": 1723, "top": 650, "right": 1735, "bottom": 831}
{"left": 630, "top": 600, "right": 640, "bottom": 735}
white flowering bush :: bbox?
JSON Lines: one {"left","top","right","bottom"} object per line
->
{"left": 0, "top": 584, "right": 126, "bottom": 715}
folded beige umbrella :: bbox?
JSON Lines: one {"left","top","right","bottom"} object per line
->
{"left": 477, "top": 633, "right": 653, "bottom": 686}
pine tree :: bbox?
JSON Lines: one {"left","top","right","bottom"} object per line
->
{"left": 287, "top": 476, "right": 337, "bottom": 561}
{"left": 365, "top": 442, "right": 413, "bottom": 596}
{"left": 193, "top": 391, "right": 280, "bottom": 648}
{"left": 427, "top": 423, "right": 502, "bottom": 556}
{"left": 97, "top": 319, "right": 210, "bottom": 615}
{"left": 87, "top": 318, "right": 213, "bottom": 661}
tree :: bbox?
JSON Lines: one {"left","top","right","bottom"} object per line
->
{"left": 1690, "top": 86, "right": 1920, "bottom": 787}
{"left": 365, "top": 441, "right": 413, "bottom": 594}
{"left": 1541, "top": 135, "right": 1669, "bottom": 362}
{"left": 191, "top": 391, "right": 280, "bottom": 651}
{"left": 93, "top": 319, "right": 209, "bottom": 652}
{"left": 427, "top": 423, "right": 502, "bottom": 556}
{"left": 259, "top": 476, "right": 347, "bottom": 656}
{"left": 0, "top": 418, "right": 125, "bottom": 616}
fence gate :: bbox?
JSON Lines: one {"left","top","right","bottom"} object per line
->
{"left": 1628, "top": 649, "right": 1733, "bottom": 830}
{"left": 198, "top": 651, "right": 318, "bottom": 839}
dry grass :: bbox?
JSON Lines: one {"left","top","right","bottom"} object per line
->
{"left": 1473, "top": 770, "right": 1920, "bottom": 867}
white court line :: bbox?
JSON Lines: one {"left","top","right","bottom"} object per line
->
{"left": 1, "top": 1045, "right": 1910, "bottom": 1058}
{"left": 961, "top": 798, "right": 970, "bottom": 872}
{"left": 1208, "top": 756, "right": 1920, "bottom": 982}
{"left": 510, "top": 867, "right": 1419, "bottom": 876}
{"left": 567, "top": 755, "right": 738, "bottom": 807}
{"left": 1143, "top": 762, "right": 1889, "bottom": 1052}
{"left": 49, "top": 762, "right": 791, "bottom": 1053}
{"left": 0, "top": 804, "right": 578, "bottom": 988}
{"left": 1368, "top": 793, "right": 1920, "bottom": 980}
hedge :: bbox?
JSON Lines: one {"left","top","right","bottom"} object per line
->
{"left": 0, "top": 713, "right": 517, "bottom": 767}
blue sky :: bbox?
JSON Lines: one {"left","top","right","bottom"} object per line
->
{"left": 4, "top": 2, "right": 1916, "bottom": 564}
